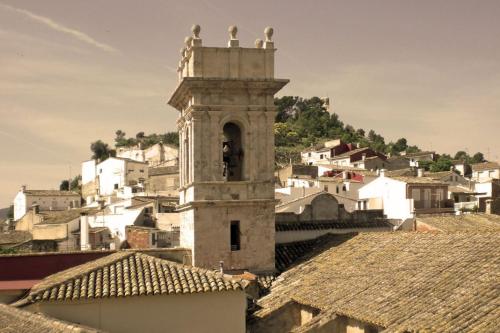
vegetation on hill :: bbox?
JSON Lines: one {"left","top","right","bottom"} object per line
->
{"left": 273, "top": 96, "right": 485, "bottom": 172}
{"left": 114, "top": 130, "right": 179, "bottom": 149}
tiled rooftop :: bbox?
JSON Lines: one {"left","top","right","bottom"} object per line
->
{"left": 16, "top": 251, "right": 244, "bottom": 306}
{"left": 0, "top": 230, "right": 31, "bottom": 246}
{"left": 254, "top": 232, "right": 500, "bottom": 332}
{"left": 0, "top": 304, "right": 102, "bottom": 332}
{"left": 23, "top": 190, "right": 80, "bottom": 197}
{"left": 417, "top": 214, "right": 500, "bottom": 232}
{"left": 389, "top": 175, "right": 446, "bottom": 184}
{"left": 275, "top": 221, "right": 389, "bottom": 232}
{"left": 38, "top": 209, "right": 98, "bottom": 225}
{"left": 471, "top": 161, "right": 500, "bottom": 171}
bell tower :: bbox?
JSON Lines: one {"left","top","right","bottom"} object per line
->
{"left": 168, "top": 25, "right": 288, "bottom": 273}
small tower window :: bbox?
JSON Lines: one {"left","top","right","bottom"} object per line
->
{"left": 230, "top": 221, "right": 240, "bottom": 251}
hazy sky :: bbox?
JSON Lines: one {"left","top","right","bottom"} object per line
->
{"left": 1, "top": 0, "right": 499, "bottom": 207}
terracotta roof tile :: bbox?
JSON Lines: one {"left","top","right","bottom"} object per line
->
{"left": 471, "top": 161, "right": 500, "bottom": 171}
{"left": 23, "top": 190, "right": 80, "bottom": 197}
{"left": 254, "top": 232, "right": 500, "bottom": 332}
{"left": 417, "top": 214, "right": 500, "bottom": 232}
{"left": 0, "top": 230, "right": 32, "bottom": 246}
{"left": 16, "top": 251, "right": 244, "bottom": 306}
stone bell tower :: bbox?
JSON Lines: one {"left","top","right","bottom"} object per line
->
{"left": 168, "top": 25, "right": 288, "bottom": 273}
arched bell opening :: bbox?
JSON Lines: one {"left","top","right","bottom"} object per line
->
{"left": 222, "top": 122, "right": 244, "bottom": 181}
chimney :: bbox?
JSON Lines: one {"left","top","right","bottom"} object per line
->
{"left": 380, "top": 169, "right": 386, "bottom": 177}
{"left": 417, "top": 168, "right": 424, "bottom": 177}
{"left": 80, "top": 212, "right": 90, "bottom": 251}
{"left": 31, "top": 204, "right": 39, "bottom": 214}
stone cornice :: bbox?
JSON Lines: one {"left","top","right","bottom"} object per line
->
{"left": 168, "top": 77, "right": 289, "bottom": 111}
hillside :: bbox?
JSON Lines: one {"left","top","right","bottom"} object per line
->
{"left": 273, "top": 96, "right": 486, "bottom": 170}
{"left": 87, "top": 96, "right": 486, "bottom": 172}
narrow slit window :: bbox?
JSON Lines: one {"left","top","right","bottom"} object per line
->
{"left": 230, "top": 221, "right": 240, "bottom": 251}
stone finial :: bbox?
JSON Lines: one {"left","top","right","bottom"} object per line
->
{"left": 184, "top": 36, "right": 193, "bottom": 47}
{"left": 255, "top": 38, "right": 263, "bottom": 48}
{"left": 228, "top": 25, "right": 238, "bottom": 39}
{"left": 192, "top": 24, "right": 201, "bottom": 38}
{"left": 227, "top": 25, "right": 239, "bottom": 47}
{"left": 264, "top": 27, "right": 273, "bottom": 42}
{"left": 264, "top": 27, "right": 274, "bottom": 49}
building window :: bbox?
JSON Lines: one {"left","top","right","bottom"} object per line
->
{"left": 320, "top": 154, "right": 324, "bottom": 159}
{"left": 308, "top": 152, "right": 311, "bottom": 157}
{"left": 412, "top": 188, "right": 421, "bottom": 201}
{"left": 342, "top": 185, "right": 346, "bottom": 191}
{"left": 336, "top": 186, "right": 339, "bottom": 194}
{"left": 230, "top": 221, "right": 240, "bottom": 251}
{"left": 152, "top": 233, "right": 157, "bottom": 246}
{"left": 140, "top": 169, "right": 144, "bottom": 173}
{"left": 323, "top": 185, "right": 328, "bottom": 191}
{"left": 114, "top": 184, "right": 119, "bottom": 190}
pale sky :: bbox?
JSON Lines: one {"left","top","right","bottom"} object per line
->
{"left": 1, "top": 0, "right": 499, "bottom": 208}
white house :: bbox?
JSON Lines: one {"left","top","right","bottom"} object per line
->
{"left": 358, "top": 171, "right": 451, "bottom": 221}
{"left": 81, "top": 157, "right": 149, "bottom": 204}
{"left": 13, "top": 186, "right": 80, "bottom": 221}
{"left": 471, "top": 162, "right": 500, "bottom": 182}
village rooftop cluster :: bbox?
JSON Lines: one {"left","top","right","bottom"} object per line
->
{"left": 0, "top": 25, "right": 499, "bottom": 333}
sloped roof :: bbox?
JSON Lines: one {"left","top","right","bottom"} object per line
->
{"left": 417, "top": 214, "right": 500, "bottom": 232}
{"left": 38, "top": 208, "right": 98, "bottom": 225}
{"left": 424, "top": 170, "right": 454, "bottom": 179}
{"left": 389, "top": 176, "right": 446, "bottom": 185}
{"left": 329, "top": 147, "right": 373, "bottom": 160}
{"left": 23, "top": 190, "right": 80, "bottom": 197}
{"left": 0, "top": 230, "right": 32, "bottom": 246}
{"left": 16, "top": 251, "right": 244, "bottom": 306}
{"left": 0, "top": 304, "right": 102, "bottom": 332}
{"left": 448, "top": 185, "right": 476, "bottom": 194}
{"left": 402, "top": 151, "right": 435, "bottom": 158}
{"left": 471, "top": 161, "right": 500, "bottom": 171}
{"left": 254, "top": 232, "right": 500, "bottom": 332}
{"left": 385, "top": 168, "right": 415, "bottom": 177}
{"left": 275, "top": 220, "right": 390, "bottom": 233}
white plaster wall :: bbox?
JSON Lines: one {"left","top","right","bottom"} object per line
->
{"left": 81, "top": 160, "right": 96, "bottom": 184}
{"left": 13, "top": 191, "right": 26, "bottom": 221}
{"left": 116, "top": 147, "right": 145, "bottom": 162}
{"left": 88, "top": 208, "right": 141, "bottom": 242}
{"left": 473, "top": 169, "right": 500, "bottom": 182}
{"left": 179, "top": 209, "right": 194, "bottom": 250}
{"left": 475, "top": 182, "right": 493, "bottom": 198}
{"left": 29, "top": 290, "right": 246, "bottom": 333}
{"left": 97, "top": 158, "right": 126, "bottom": 196}
{"left": 359, "top": 177, "right": 412, "bottom": 220}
